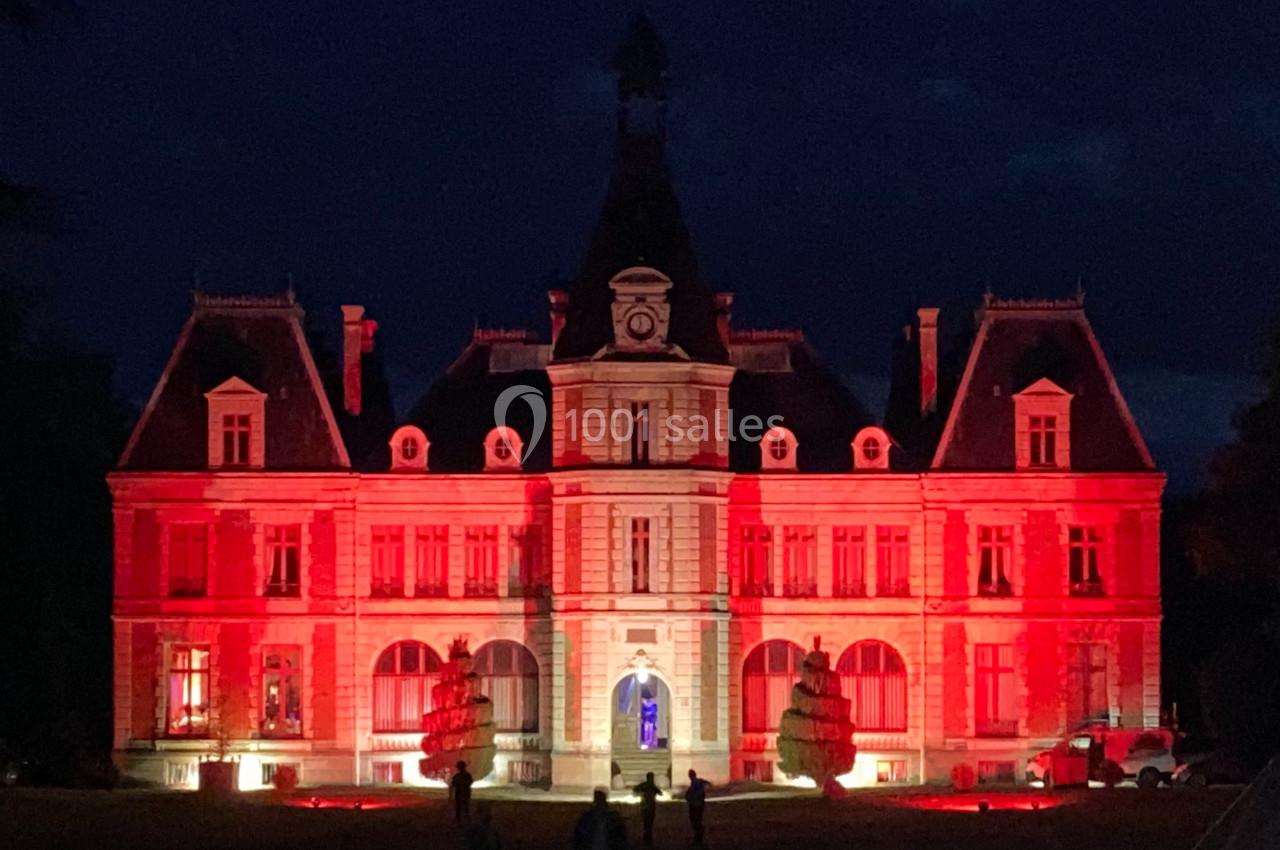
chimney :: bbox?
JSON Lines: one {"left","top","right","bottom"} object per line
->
{"left": 548, "top": 290, "right": 568, "bottom": 346}
{"left": 342, "top": 305, "right": 377, "bottom": 416}
{"left": 714, "top": 292, "right": 734, "bottom": 349}
{"left": 917, "top": 307, "right": 940, "bottom": 415}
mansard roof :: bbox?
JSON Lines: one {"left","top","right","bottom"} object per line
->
{"left": 931, "top": 294, "right": 1154, "bottom": 471}
{"left": 728, "top": 333, "right": 875, "bottom": 472}
{"left": 118, "top": 292, "right": 350, "bottom": 470}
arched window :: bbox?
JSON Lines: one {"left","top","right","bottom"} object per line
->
{"left": 742, "top": 640, "right": 805, "bottom": 732}
{"left": 837, "top": 640, "right": 907, "bottom": 732}
{"left": 760, "top": 426, "right": 798, "bottom": 471}
{"left": 473, "top": 641, "right": 539, "bottom": 733}
{"left": 373, "top": 641, "right": 442, "bottom": 732}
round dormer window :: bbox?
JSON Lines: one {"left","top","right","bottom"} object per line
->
{"left": 768, "top": 436, "right": 789, "bottom": 460}
{"left": 400, "top": 437, "right": 419, "bottom": 461}
{"left": 861, "top": 437, "right": 881, "bottom": 462}
{"left": 494, "top": 438, "right": 514, "bottom": 461}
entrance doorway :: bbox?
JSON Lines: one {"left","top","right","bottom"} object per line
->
{"left": 611, "top": 673, "right": 672, "bottom": 787}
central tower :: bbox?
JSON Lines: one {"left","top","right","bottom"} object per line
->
{"left": 545, "top": 15, "right": 733, "bottom": 788}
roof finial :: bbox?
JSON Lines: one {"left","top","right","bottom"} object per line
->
{"left": 613, "top": 14, "right": 667, "bottom": 145}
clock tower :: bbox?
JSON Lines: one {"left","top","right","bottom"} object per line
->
{"left": 609, "top": 266, "right": 675, "bottom": 353}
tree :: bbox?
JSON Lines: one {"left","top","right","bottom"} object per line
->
{"left": 1189, "top": 314, "right": 1280, "bottom": 764}
{"left": 419, "top": 638, "right": 496, "bottom": 782}
{"left": 776, "top": 638, "right": 856, "bottom": 795}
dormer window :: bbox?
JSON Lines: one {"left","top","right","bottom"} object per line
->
{"left": 388, "top": 425, "right": 429, "bottom": 472}
{"left": 852, "top": 426, "right": 892, "bottom": 471}
{"left": 1013, "top": 378, "right": 1073, "bottom": 471}
{"left": 760, "top": 426, "right": 797, "bottom": 471}
{"left": 484, "top": 426, "right": 524, "bottom": 471}
{"left": 204, "top": 376, "right": 265, "bottom": 469}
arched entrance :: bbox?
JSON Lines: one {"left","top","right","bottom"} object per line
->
{"left": 611, "top": 672, "right": 672, "bottom": 788}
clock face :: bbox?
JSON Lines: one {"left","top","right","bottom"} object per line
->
{"left": 626, "top": 310, "right": 656, "bottom": 341}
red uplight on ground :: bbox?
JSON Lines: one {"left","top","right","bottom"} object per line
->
{"left": 896, "top": 793, "right": 1069, "bottom": 813}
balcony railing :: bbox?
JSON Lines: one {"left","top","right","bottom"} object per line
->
{"left": 781, "top": 583, "right": 818, "bottom": 598}
{"left": 977, "top": 580, "right": 1013, "bottom": 598}
{"left": 264, "top": 582, "right": 300, "bottom": 598}
{"left": 168, "top": 579, "right": 206, "bottom": 598}
{"left": 739, "top": 583, "right": 773, "bottom": 598}
{"left": 833, "top": 582, "right": 868, "bottom": 598}
{"left": 370, "top": 581, "right": 405, "bottom": 598}
{"left": 877, "top": 580, "right": 911, "bottom": 597}
{"left": 414, "top": 583, "right": 448, "bottom": 598}
{"left": 1069, "top": 580, "right": 1105, "bottom": 597}
{"left": 976, "top": 719, "right": 1019, "bottom": 738}
{"left": 464, "top": 582, "right": 498, "bottom": 598}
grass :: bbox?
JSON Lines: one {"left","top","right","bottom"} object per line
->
{"left": 0, "top": 785, "right": 1240, "bottom": 850}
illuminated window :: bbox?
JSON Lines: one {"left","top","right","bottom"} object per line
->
{"left": 739, "top": 525, "right": 773, "bottom": 596}
{"left": 743, "top": 641, "right": 805, "bottom": 732}
{"left": 1029, "top": 415, "right": 1058, "bottom": 467}
{"left": 853, "top": 426, "right": 891, "bottom": 470}
{"left": 630, "top": 517, "right": 651, "bottom": 593}
{"left": 484, "top": 427, "right": 523, "bottom": 471}
{"left": 833, "top": 526, "right": 867, "bottom": 597}
{"left": 221, "top": 414, "right": 251, "bottom": 466}
{"left": 630, "top": 402, "right": 650, "bottom": 465}
{"left": 511, "top": 524, "right": 545, "bottom": 596}
{"left": 977, "top": 526, "right": 1014, "bottom": 597}
{"left": 261, "top": 647, "right": 302, "bottom": 738}
{"left": 875, "top": 526, "right": 910, "bottom": 596}
{"left": 781, "top": 526, "right": 816, "bottom": 596}
{"left": 1066, "top": 643, "right": 1108, "bottom": 727}
{"left": 761, "top": 426, "right": 797, "bottom": 470}
{"left": 168, "top": 523, "right": 208, "bottom": 597}
{"left": 473, "top": 641, "right": 539, "bottom": 732}
{"left": 371, "top": 525, "right": 405, "bottom": 597}
{"left": 837, "top": 641, "right": 907, "bottom": 732}
{"left": 464, "top": 526, "right": 498, "bottom": 596}
{"left": 265, "top": 524, "right": 301, "bottom": 597}
{"left": 373, "top": 761, "right": 404, "bottom": 784}
{"left": 389, "top": 425, "right": 429, "bottom": 472}
{"left": 166, "top": 644, "right": 210, "bottom": 737}
{"left": 373, "top": 641, "right": 441, "bottom": 732}
{"left": 876, "top": 760, "right": 907, "bottom": 784}
{"left": 1068, "top": 526, "right": 1104, "bottom": 596}
{"left": 975, "top": 644, "right": 1017, "bottom": 737}
{"left": 414, "top": 525, "right": 449, "bottom": 597}
{"left": 978, "top": 761, "right": 1017, "bottom": 784}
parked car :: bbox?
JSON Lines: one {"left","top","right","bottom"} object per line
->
{"left": 1027, "top": 722, "right": 1177, "bottom": 788}
{"left": 1172, "top": 750, "right": 1254, "bottom": 787}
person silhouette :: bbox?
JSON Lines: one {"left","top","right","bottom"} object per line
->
{"left": 450, "top": 760, "right": 474, "bottom": 824}
{"left": 573, "top": 788, "right": 627, "bottom": 850}
{"left": 632, "top": 770, "right": 663, "bottom": 846}
{"left": 685, "top": 769, "right": 711, "bottom": 845}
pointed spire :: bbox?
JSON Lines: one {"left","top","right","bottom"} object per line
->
{"left": 613, "top": 14, "right": 667, "bottom": 101}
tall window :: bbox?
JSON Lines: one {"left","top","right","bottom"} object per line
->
{"left": 975, "top": 643, "right": 1017, "bottom": 737}
{"left": 1066, "top": 643, "right": 1108, "bottom": 727}
{"left": 261, "top": 647, "right": 302, "bottom": 737}
{"left": 977, "top": 526, "right": 1013, "bottom": 597}
{"left": 221, "top": 413, "right": 251, "bottom": 466}
{"left": 740, "top": 525, "right": 772, "bottom": 596}
{"left": 473, "top": 641, "right": 539, "bottom": 732}
{"left": 630, "top": 402, "right": 650, "bottom": 465}
{"left": 464, "top": 526, "right": 498, "bottom": 596}
{"left": 168, "top": 523, "right": 208, "bottom": 597}
{"left": 265, "top": 524, "right": 301, "bottom": 597}
{"left": 630, "top": 517, "right": 651, "bottom": 593}
{"left": 837, "top": 641, "right": 908, "bottom": 732}
{"left": 743, "top": 641, "right": 805, "bottom": 732}
{"left": 833, "top": 527, "right": 867, "bottom": 597}
{"left": 371, "top": 526, "right": 405, "bottom": 597}
{"left": 1029, "top": 415, "right": 1058, "bottom": 467}
{"left": 414, "top": 525, "right": 448, "bottom": 597}
{"left": 1068, "top": 526, "right": 1104, "bottom": 596}
{"left": 781, "top": 526, "right": 816, "bottom": 596}
{"left": 875, "top": 526, "right": 910, "bottom": 596}
{"left": 373, "top": 641, "right": 441, "bottom": 732}
{"left": 167, "top": 644, "right": 210, "bottom": 736}
{"left": 511, "top": 525, "right": 544, "bottom": 596}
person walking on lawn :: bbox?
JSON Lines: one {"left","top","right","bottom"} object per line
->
{"left": 450, "top": 760, "right": 474, "bottom": 824}
{"left": 684, "top": 769, "right": 711, "bottom": 845}
{"left": 632, "top": 771, "right": 663, "bottom": 846}
{"left": 573, "top": 789, "right": 628, "bottom": 850}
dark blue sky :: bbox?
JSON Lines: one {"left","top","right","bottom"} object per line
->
{"left": 3, "top": 1, "right": 1276, "bottom": 492}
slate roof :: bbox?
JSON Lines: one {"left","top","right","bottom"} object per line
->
{"left": 119, "top": 293, "right": 349, "bottom": 471}
{"left": 931, "top": 295, "right": 1154, "bottom": 471}
{"left": 551, "top": 16, "right": 726, "bottom": 364}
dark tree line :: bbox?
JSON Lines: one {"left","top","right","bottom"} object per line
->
{"left": 1169, "top": 315, "right": 1280, "bottom": 764}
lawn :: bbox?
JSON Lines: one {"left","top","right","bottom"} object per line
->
{"left": 0, "top": 785, "right": 1240, "bottom": 850}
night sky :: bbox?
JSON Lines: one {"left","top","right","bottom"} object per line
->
{"left": 3, "top": 1, "right": 1277, "bottom": 492}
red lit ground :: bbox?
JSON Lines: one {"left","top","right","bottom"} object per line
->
{"left": 1, "top": 786, "right": 1238, "bottom": 849}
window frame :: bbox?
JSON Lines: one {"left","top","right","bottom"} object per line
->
{"left": 976, "top": 525, "right": 1015, "bottom": 597}
{"left": 166, "top": 644, "right": 211, "bottom": 738}
{"left": 264, "top": 524, "right": 302, "bottom": 597}
{"left": 261, "top": 646, "right": 303, "bottom": 738}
